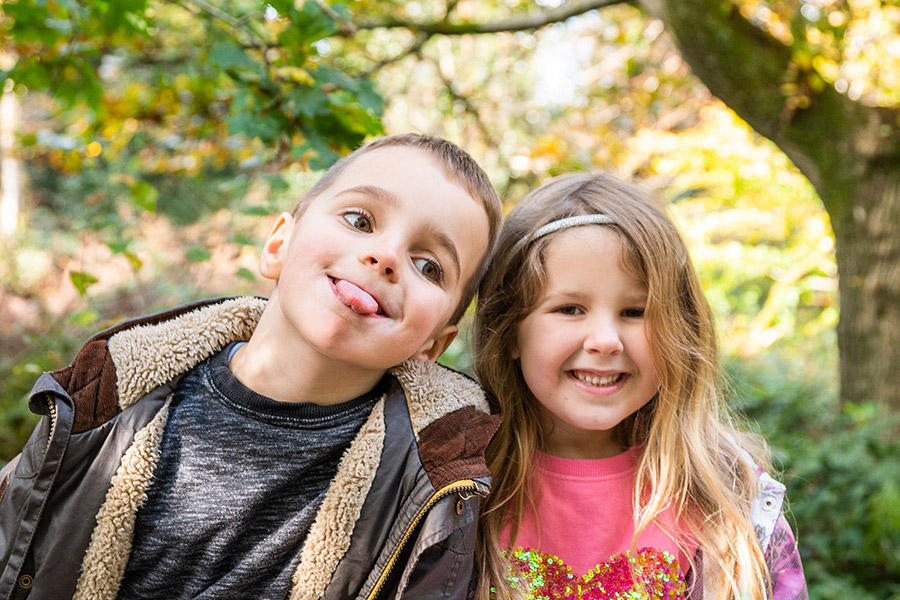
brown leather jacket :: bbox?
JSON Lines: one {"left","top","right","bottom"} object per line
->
{"left": 0, "top": 297, "right": 500, "bottom": 600}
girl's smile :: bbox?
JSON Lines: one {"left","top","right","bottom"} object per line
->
{"left": 570, "top": 369, "right": 628, "bottom": 391}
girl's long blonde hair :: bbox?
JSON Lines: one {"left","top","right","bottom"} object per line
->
{"left": 475, "top": 173, "right": 772, "bottom": 600}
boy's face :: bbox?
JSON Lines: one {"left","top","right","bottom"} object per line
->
{"left": 260, "top": 146, "right": 490, "bottom": 371}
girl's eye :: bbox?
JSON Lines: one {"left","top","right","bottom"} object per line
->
{"left": 413, "top": 257, "right": 443, "bottom": 282}
{"left": 555, "top": 305, "right": 582, "bottom": 316}
{"left": 343, "top": 212, "right": 373, "bottom": 233}
{"left": 623, "top": 308, "right": 645, "bottom": 318}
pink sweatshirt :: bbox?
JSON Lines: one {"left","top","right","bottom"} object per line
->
{"left": 502, "top": 447, "right": 695, "bottom": 577}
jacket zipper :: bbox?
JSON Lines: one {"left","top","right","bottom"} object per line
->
{"left": 44, "top": 394, "right": 57, "bottom": 453}
{"left": 365, "top": 478, "right": 490, "bottom": 600}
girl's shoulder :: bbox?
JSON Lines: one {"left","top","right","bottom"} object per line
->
{"left": 730, "top": 440, "right": 786, "bottom": 553}
{"left": 751, "top": 468, "right": 787, "bottom": 553}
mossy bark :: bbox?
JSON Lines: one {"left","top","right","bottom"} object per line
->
{"left": 639, "top": 0, "right": 900, "bottom": 408}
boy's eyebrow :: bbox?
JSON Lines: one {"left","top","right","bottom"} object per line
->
{"left": 339, "top": 184, "right": 400, "bottom": 208}
{"left": 420, "top": 223, "right": 461, "bottom": 279}
{"left": 337, "top": 184, "right": 462, "bottom": 279}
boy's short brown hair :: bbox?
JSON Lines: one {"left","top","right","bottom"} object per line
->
{"left": 293, "top": 134, "right": 502, "bottom": 325}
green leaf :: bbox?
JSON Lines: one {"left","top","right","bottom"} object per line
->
{"left": 69, "top": 271, "right": 98, "bottom": 295}
{"left": 130, "top": 181, "right": 158, "bottom": 212}
{"left": 66, "top": 310, "right": 99, "bottom": 327}
{"left": 210, "top": 42, "right": 264, "bottom": 76}
{"left": 329, "top": 91, "right": 383, "bottom": 136}
{"left": 295, "top": 1, "right": 339, "bottom": 42}
{"left": 44, "top": 18, "right": 75, "bottom": 35}
{"left": 230, "top": 234, "right": 257, "bottom": 246}
{"left": 265, "top": 174, "right": 289, "bottom": 192}
{"left": 185, "top": 247, "right": 211, "bottom": 263}
{"left": 107, "top": 240, "right": 130, "bottom": 254}
{"left": 294, "top": 136, "right": 341, "bottom": 171}
{"left": 226, "top": 112, "right": 283, "bottom": 143}
{"left": 286, "top": 87, "right": 329, "bottom": 118}
{"left": 242, "top": 206, "right": 270, "bottom": 216}
{"left": 123, "top": 251, "right": 143, "bottom": 271}
{"left": 236, "top": 267, "right": 255, "bottom": 280}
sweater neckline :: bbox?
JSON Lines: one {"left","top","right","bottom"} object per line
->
{"left": 535, "top": 446, "right": 640, "bottom": 479}
{"left": 206, "top": 342, "right": 386, "bottom": 426}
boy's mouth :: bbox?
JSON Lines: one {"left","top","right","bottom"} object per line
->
{"left": 330, "top": 277, "right": 386, "bottom": 316}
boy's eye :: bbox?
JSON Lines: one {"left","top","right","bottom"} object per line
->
{"left": 343, "top": 212, "right": 373, "bottom": 233}
{"left": 413, "top": 257, "right": 443, "bottom": 282}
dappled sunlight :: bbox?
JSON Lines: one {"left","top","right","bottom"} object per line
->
{"left": 733, "top": 0, "right": 900, "bottom": 105}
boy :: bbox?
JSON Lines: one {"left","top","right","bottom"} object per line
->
{"left": 0, "top": 134, "right": 502, "bottom": 600}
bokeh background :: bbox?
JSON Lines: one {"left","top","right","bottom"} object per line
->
{"left": 1, "top": 1, "right": 899, "bottom": 596}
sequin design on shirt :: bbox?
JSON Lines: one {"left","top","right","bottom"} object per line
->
{"left": 495, "top": 547, "right": 686, "bottom": 599}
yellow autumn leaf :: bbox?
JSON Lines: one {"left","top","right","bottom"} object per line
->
{"left": 274, "top": 66, "right": 314, "bottom": 85}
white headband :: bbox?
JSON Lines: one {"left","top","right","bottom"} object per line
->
{"left": 510, "top": 214, "right": 616, "bottom": 256}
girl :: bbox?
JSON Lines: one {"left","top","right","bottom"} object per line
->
{"left": 475, "top": 173, "right": 807, "bottom": 600}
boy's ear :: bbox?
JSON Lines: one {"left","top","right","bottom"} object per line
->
{"left": 413, "top": 325, "right": 458, "bottom": 363}
{"left": 259, "top": 212, "right": 294, "bottom": 281}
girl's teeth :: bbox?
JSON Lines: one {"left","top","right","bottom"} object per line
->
{"left": 574, "top": 372, "right": 622, "bottom": 386}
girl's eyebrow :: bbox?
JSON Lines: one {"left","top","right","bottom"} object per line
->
{"left": 541, "top": 289, "right": 590, "bottom": 303}
{"left": 334, "top": 185, "right": 461, "bottom": 278}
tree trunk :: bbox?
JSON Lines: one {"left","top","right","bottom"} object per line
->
{"left": 638, "top": 0, "right": 900, "bottom": 409}
{"left": 830, "top": 168, "right": 900, "bottom": 407}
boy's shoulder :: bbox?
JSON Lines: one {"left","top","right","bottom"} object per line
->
{"left": 35, "top": 296, "right": 266, "bottom": 434}
{"left": 389, "top": 359, "right": 491, "bottom": 434}
{"left": 389, "top": 360, "right": 501, "bottom": 490}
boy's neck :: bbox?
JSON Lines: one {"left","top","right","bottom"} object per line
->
{"left": 229, "top": 321, "right": 388, "bottom": 406}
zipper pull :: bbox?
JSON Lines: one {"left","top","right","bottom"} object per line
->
{"left": 458, "top": 479, "right": 490, "bottom": 500}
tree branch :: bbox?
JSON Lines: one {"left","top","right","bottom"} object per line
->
{"left": 354, "top": 0, "right": 630, "bottom": 35}
{"left": 310, "top": 0, "right": 358, "bottom": 35}
{"left": 358, "top": 33, "right": 434, "bottom": 78}
{"left": 428, "top": 55, "right": 502, "bottom": 149}
{"left": 177, "top": 0, "right": 272, "bottom": 56}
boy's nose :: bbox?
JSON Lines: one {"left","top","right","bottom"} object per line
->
{"left": 583, "top": 320, "right": 624, "bottom": 355}
{"left": 362, "top": 246, "right": 400, "bottom": 282}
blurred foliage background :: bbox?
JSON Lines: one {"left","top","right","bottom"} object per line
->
{"left": 1, "top": 0, "right": 899, "bottom": 597}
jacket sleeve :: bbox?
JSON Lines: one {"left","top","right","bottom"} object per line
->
{"left": 766, "top": 515, "right": 809, "bottom": 600}
{"left": 0, "top": 414, "right": 54, "bottom": 598}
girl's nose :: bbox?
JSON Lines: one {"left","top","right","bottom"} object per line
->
{"left": 583, "top": 319, "right": 624, "bottom": 355}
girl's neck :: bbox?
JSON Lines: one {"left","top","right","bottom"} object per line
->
{"left": 542, "top": 422, "right": 624, "bottom": 459}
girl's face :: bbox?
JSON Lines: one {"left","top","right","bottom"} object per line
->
{"left": 514, "top": 226, "right": 661, "bottom": 459}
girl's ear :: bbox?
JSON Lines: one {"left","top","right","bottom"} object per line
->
{"left": 259, "top": 212, "right": 294, "bottom": 281}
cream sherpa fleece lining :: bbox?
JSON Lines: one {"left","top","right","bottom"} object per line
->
{"left": 73, "top": 401, "right": 170, "bottom": 600}
{"left": 108, "top": 296, "right": 266, "bottom": 410}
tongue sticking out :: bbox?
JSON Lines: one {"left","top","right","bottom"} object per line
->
{"left": 335, "top": 280, "right": 379, "bottom": 315}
